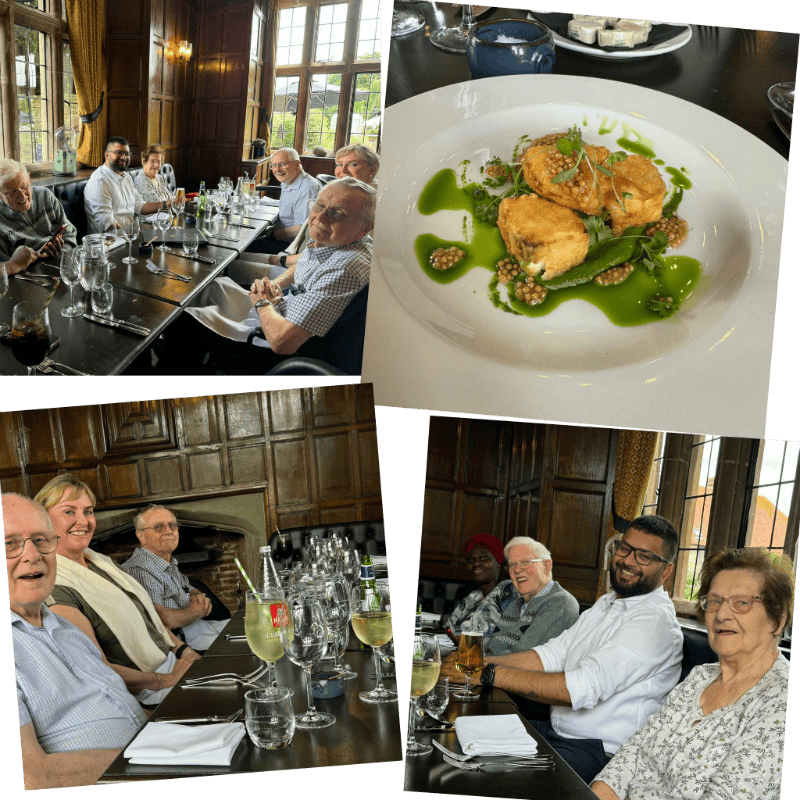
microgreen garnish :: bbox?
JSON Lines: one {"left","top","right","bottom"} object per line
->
{"left": 582, "top": 214, "right": 614, "bottom": 249}
{"left": 473, "top": 162, "right": 534, "bottom": 225}
{"left": 633, "top": 230, "right": 670, "bottom": 273}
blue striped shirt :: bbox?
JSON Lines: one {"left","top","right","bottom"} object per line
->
{"left": 12, "top": 606, "right": 147, "bottom": 753}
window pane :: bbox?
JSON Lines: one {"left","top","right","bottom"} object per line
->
{"left": 62, "top": 41, "right": 80, "bottom": 133}
{"left": 271, "top": 75, "right": 300, "bottom": 150}
{"left": 17, "top": 0, "right": 47, "bottom": 11}
{"left": 674, "top": 435, "right": 721, "bottom": 600}
{"left": 315, "top": 2, "right": 348, "bottom": 62}
{"left": 348, "top": 71, "right": 380, "bottom": 150}
{"left": 276, "top": 6, "right": 307, "bottom": 66}
{"left": 745, "top": 440, "right": 799, "bottom": 554}
{"left": 305, "top": 72, "right": 341, "bottom": 153}
{"left": 357, "top": 0, "right": 381, "bottom": 60}
{"left": 16, "top": 25, "right": 50, "bottom": 163}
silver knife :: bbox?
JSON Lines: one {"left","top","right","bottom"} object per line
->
{"left": 165, "top": 248, "right": 217, "bottom": 265}
{"left": 156, "top": 710, "right": 242, "bottom": 725}
{"left": 84, "top": 313, "right": 150, "bottom": 336}
{"left": 89, "top": 310, "right": 151, "bottom": 335}
{"left": 14, "top": 274, "right": 52, "bottom": 287}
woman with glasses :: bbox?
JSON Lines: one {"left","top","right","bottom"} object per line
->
{"left": 592, "top": 547, "right": 792, "bottom": 800}
{"left": 443, "top": 534, "right": 517, "bottom": 635}
{"left": 34, "top": 475, "right": 201, "bottom": 705}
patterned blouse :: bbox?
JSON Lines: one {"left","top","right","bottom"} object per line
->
{"left": 442, "top": 579, "right": 518, "bottom": 635}
{"left": 133, "top": 171, "right": 173, "bottom": 204}
{"left": 595, "top": 653, "right": 789, "bottom": 799}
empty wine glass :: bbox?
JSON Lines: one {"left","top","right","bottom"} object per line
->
{"left": 350, "top": 584, "right": 396, "bottom": 703}
{"left": 0, "top": 261, "right": 9, "bottom": 334}
{"left": 59, "top": 249, "right": 82, "bottom": 317}
{"left": 102, "top": 220, "right": 118, "bottom": 268}
{"left": 323, "top": 575, "right": 357, "bottom": 680}
{"left": 120, "top": 216, "right": 140, "bottom": 264}
{"left": 430, "top": 4, "right": 474, "bottom": 52}
{"left": 11, "top": 300, "right": 51, "bottom": 375}
{"left": 279, "top": 592, "right": 335, "bottom": 729}
{"left": 154, "top": 210, "right": 172, "bottom": 252}
{"left": 408, "top": 633, "right": 441, "bottom": 756}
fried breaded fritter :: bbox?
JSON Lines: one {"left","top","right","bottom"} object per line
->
{"left": 497, "top": 195, "right": 589, "bottom": 281}
{"left": 604, "top": 154, "right": 666, "bottom": 236}
{"left": 521, "top": 142, "right": 612, "bottom": 216}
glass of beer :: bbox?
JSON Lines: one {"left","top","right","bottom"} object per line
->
{"left": 174, "top": 187, "right": 186, "bottom": 218}
{"left": 350, "top": 584, "right": 397, "bottom": 703}
{"left": 453, "top": 630, "right": 483, "bottom": 699}
{"left": 11, "top": 301, "right": 50, "bottom": 375}
{"left": 245, "top": 590, "right": 293, "bottom": 697}
{"left": 407, "top": 632, "right": 441, "bottom": 756}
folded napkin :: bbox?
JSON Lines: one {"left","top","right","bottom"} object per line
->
{"left": 124, "top": 721, "right": 246, "bottom": 766}
{"left": 455, "top": 714, "right": 538, "bottom": 756}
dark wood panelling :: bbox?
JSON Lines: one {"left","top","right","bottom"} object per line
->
{"left": 357, "top": 429, "right": 381, "bottom": 497}
{"left": 179, "top": 396, "right": 219, "bottom": 446}
{"left": 223, "top": 393, "right": 263, "bottom": 440}
{"left": 311, "top": 386, "right": 352, "bottom": 427}
{"left": 272, "top": 438, "right": 312, "bottom": 506}
{"left": 314, "top": 432, "right": 354, "bottom": 500}
{"left": 229, "top": 444, "right": 267, "bottom": 485}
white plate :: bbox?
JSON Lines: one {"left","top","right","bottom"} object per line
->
{"left": 363, "top": 75, "right": 787, "bottom": 438}
{"left": 530, "top": 15, "right": 693, "bottom": 59}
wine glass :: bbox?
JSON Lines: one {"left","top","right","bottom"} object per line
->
{"left": 407, "top": 633, "right": 441, "bottom": 756}
{"left": 11, "top": 300, "right": 51, "bottom": 375}
{"left": 0, "top": 261, "right": 9, "bottom": 334}
{"left": 350, "top": 584, "right": 396, "bottom": 703}
{"left": 102, "top": 220, "right": 118, "bottom": 268}
{"left": 430, "top": 4, "right": 474, "bottom": 52}
{"left": 392, "top": 1, "right": 425, "bottom": 38}
{"left": 244, "top": 591, "right": 294, "bottom": 697}
{"left": 120, "top": 216, "right": 140, "bottom": 264}
{"left": 453, "top": 630, "right": 483, "bottom": 699}
{"left": 59, "top": 249, "right": 82, "bottom": 317}
{"left": 279, "top": 591, "right": 335, "bottom": 729}
{"left": 173, "top": 188, "right": 186, "bottom": 220}
{"left": 323, "top": 574, "right": 357, "bottom": 680}
{"left": 275, "top": 532, "right": 294, "bottom": 568}
{"left": 154, "top": 210, "right": 172, "bottom": 252}
{"left": 77, "top": 239, "right": 109, "bottom": 293}
{"left": 339, "top": 548, "right": 361, "bottom": 587}
{"left": 422, "top": 677, "right": 450, "bottom": 718}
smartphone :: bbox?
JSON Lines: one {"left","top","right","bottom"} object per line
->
{"left": 38, "top": 224, "right": 68, "bottom": 254}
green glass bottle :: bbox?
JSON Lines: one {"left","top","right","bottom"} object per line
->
{"left": 359, "top": 553, "right": 380, "bottom": 611}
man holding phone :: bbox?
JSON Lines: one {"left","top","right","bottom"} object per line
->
{"left": 0, "top": 158, "right": 77, "bottom": 271}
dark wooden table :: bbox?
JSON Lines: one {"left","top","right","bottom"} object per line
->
{"left": 98, "top": 617, "right": 402, "bottom": 781}
{"left": 388, "top": 5, "right": 797, "bottom": 159}
{"left": 404, "top": 683, "right": 597, "bottom": 799}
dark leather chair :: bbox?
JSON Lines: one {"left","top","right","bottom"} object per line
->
{"left": 316, "top": 174, "right": 336, "bottom": 185}
{"left": 52, "top": 178, "right": 90, "bottom": 242}
{"left": 160, "top": 163, "right": 177, "bottom": 192}
{"left": 266, "top": 357, "right": 345, "bottom": 376}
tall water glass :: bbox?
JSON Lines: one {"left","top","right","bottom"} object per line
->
{"left": 91, "top": 283, "right": 113, "bottom": 315}
{"left": 350, "top": 584, "right": 397, "bottom": 703}
{"left": 77, "top": 237, "right": 109, "bottom": 292}
{"left": 408, "top": 633, "right": 441, "bottom": 755}
{"left": 102, "top": 221, "right": 118, "bottom": 268}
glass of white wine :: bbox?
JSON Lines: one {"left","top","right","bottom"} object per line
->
{"left": 407, "top": 632, "right": 441, "bottom": 756}
{"left": 453, "top": 630, "right": 483, "bottom": 699}
{"left": 244, "top": 591, "right": 293, "bottom": 697}
{"left": 350, "top": 584, "right": 397, "bottom": 704}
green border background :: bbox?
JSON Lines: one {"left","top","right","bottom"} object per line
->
{"left": 0, "top": 0, "right": 800, "bottom": 800}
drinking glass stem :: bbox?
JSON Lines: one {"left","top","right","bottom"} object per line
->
{"left": 464, "top": 674, "right": 472, "bottom": 695}
{"left": 461, "top": 4, "right": 474, "bottom": 35}
{"left": 128, "top": 240, "right": 133, "bottom": 260}
{"left": 303, "top": 664, "right": 318, "bottom": 717}
{"left": 69, "top": 283, "right": 76, "bottom": 308}
{"left": 407, "top": 697, "right": 419, "bottom": 749}
{"left": 371, "top": 647, "right": 385, "bottom": 693}
{"left": 268, "top": 661, "right": 277, "bottom": 688}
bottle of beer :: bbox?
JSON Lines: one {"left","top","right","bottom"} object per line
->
{"left": 359, "top": 553, "right": 379, "bottom": 611}
{"left": 198, "top": 181, "right": 207, "bottom": 213}
{"left": 416, "top": 604, "right": 423, "bottom": 631}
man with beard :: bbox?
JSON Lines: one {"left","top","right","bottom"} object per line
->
{"left": 445, "top": 515, "right": 682, "bottom": 784}
{"left": 84, "top": 137, "right": 172, "bottom": 233}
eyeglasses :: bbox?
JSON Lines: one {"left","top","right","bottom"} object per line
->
{"left": 508, "top": 558, "right": 544, "bottom": 571}
{"left": 700, "top": 594, "right": 764, "bottom": 614}
{"left": 5, "top": 535, "right": 60, "bottom": 559}
{"left": 139, "top": 522, "right": 180, "bottom": 534}
{"left": 107, "top": 150, "right": 130, "bottom": 157}
{"left": 612, "top": 540, "right": 672, "bottom": 567}
{"left": 3, "top": 184, "right": 31, "bottom": 198}
{"left": 308, "top": 199, "right": 362, "bottom": 223}
{"left": 271, "top": 161, "right": 292, "bottom": 169}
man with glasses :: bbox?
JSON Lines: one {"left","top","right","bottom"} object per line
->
{"left": 84, "top": 136, "right": 173, "bottom": 233}
{"left": 121, "top": 505, "right": 227, "bottom": 651}
{"left": 4, "top": 493, "right": 147, "bottom": 789}
{"left": 0, "top": 158, "right": 77, "bottom": 270}
{"left": 247, "top": 147, "right": 321, "bottom": 254}
{"left": 456, "top": 515, "right": 683, "bottom": 784}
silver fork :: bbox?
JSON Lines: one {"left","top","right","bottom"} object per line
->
{"left": 442, "top": 754, "right": 553, "bottom": 771}
{"left": 432, "top": 739, "right": 552, "bottom": 763}
{"left": 146, "top": 259, "right": 191, "bottom": 282}
{"left": 183, "top": 663, "right": 268, "bottom": 685}
{"left": 36, "top": 357, "right": 90, "bottom": 376}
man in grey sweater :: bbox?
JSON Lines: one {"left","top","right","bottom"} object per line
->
{"left": 486, "top": 537, "right": 579, "bottom": 656}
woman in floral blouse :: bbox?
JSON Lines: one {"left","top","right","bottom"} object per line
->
{"left": 133, "top": 144, "right": 174, "bottom": 206}
{"left": 592, "top": 547, "right": 792, "bottom": 800}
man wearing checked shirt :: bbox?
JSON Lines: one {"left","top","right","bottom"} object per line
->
{"left": 441, "top": 515, "right": 683, "bottom": 785}
{"left": 4, "top": 493, "right": 147, "bottom": 789}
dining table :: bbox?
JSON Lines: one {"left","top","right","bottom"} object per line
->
{"left": 97, "top": 609, "right": 402, "bottom": 782}
{"left": 0, "top": 200, "right": 278, "bottom": 375}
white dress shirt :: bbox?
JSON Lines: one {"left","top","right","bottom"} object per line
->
{"left": 84, "top": 163, "right": 145, "bottom": 233}
{"left": 533, "top": 587, "right": 682, "bottom": 754}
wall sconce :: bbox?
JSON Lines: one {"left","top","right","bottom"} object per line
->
{"left": 178, "top": 41, "right": 193, "bottom": 62}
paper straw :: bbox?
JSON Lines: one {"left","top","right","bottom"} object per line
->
{"left": 234, "top": 557, "right": 262, "bottom": 601}
{"left": 41, "top": 278, "right": 61, "bottom": 311}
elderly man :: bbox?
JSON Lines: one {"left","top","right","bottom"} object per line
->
{"left": 0, "top": 159, "right": 77, "bottom": 270}
{"left": 154, "top": 177, "right": 374, "bottom": 373}
{"left": 84, "top": 136, "right": 172, "bottom": 233}
{"left": 443, "top": 515, "right": 683, "bottom": 784}
{"left": 248, "top": 147, "right": 321, "bottom": 254}
{"left": 121, "top": 504, "right": 227, "bottom": 651}
{"left": 4, "top": 493, "right": 147, "bottom": 789}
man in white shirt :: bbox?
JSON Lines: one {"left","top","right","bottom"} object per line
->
{"left": 445, "top": 515, "right": 683, "bottom": 784}
{"left": 83, "top": 137, "right": 172, "bottom": 233}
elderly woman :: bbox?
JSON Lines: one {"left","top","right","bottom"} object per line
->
{"left": 592, "top": 547, "right": 792, "bottom": 799}
{"left": 36, "top": 475, "right": 199, "bottom": 705}
{"left": 334, "top": 144, "right": 379, "bottom": 187}
{"left": 132, "top": 144, "right": 174, "bottom": 207}
{"left": 442, "top": 534, "right": 517, "bottom": 635}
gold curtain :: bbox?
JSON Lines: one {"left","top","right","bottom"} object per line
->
{"left": 65, "top": 0, "right": 106, "bottom": 167}
{"left": 595, "top": 430, "right": 659, "bottom": 599}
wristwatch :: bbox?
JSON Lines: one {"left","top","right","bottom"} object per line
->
{"left": 480, "top": 663, "right": 496, "bottom": 688}
{"left": 254, "top": 298, "right": 273, "bottom": 309}
{"left": 279, "top": 254, "right": 288, "bottom": 268}
{"left": 162, "top": 200, "right": 167, "bottom": 210}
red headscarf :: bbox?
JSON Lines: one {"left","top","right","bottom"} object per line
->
{"left": 463, "top": 534, "right": 504, "bottom": 565}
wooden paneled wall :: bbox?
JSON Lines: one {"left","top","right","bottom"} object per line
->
{"left": 421, "top": 418, "right": 618, "bottom": 606}
{"left": 0, "top": 386, "right": 382, "bottom": 530}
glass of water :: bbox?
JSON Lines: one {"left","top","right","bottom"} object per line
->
{"left": 422, "top": 678, "right": 450, "bottom": 717}
{"left": 244, "top": 687, "right": 295, "bottom": 749}
{"left": 91, "top": 283, "right": 113, "bottom": 315}
{"left": 182, "top": 232, "right": 199, "bottom": 257}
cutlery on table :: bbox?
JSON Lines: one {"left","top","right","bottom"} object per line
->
{"left": 35, "top": 357, "right": 90, "bottom": 376}
{"left": 198, "top": 228, "right": 239, "bottom": 242}
{"left": 432, "top": 739, "right": 554, "bottom": 763}
{"left": 419, "top": 709, "right": 453, "bottom": 725}
{"left": 13, "top": 274, "right": 52, "bottom": 288}
{"left": 155, "top": 709, "right": 243, "bottom": 725}
{"left": 184, "top": 664, "right": 268, "bottom": 685}
{"left": 442, "top": 754, "right": 554, "bottom": 771}
{"left": 145, "top": 259, "right": 192, "bottom": 282}
{"left": 164, "top": 248, "right": 217, "bottom": 265}
{"left": 224, "top": 634, "right": 248, "bottom": 641}
{"left": 89, "top": 311, "right": 150, "bottom": 335}
{"left": 83, "top": 313, "right": 151, "bottom": 337}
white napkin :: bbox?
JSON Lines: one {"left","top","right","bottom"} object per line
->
{"left": 124, "top": 721, "right": 246, "bottom": 765}
{"left": 455, "top": 714, "right": 538, "bottom": 756}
